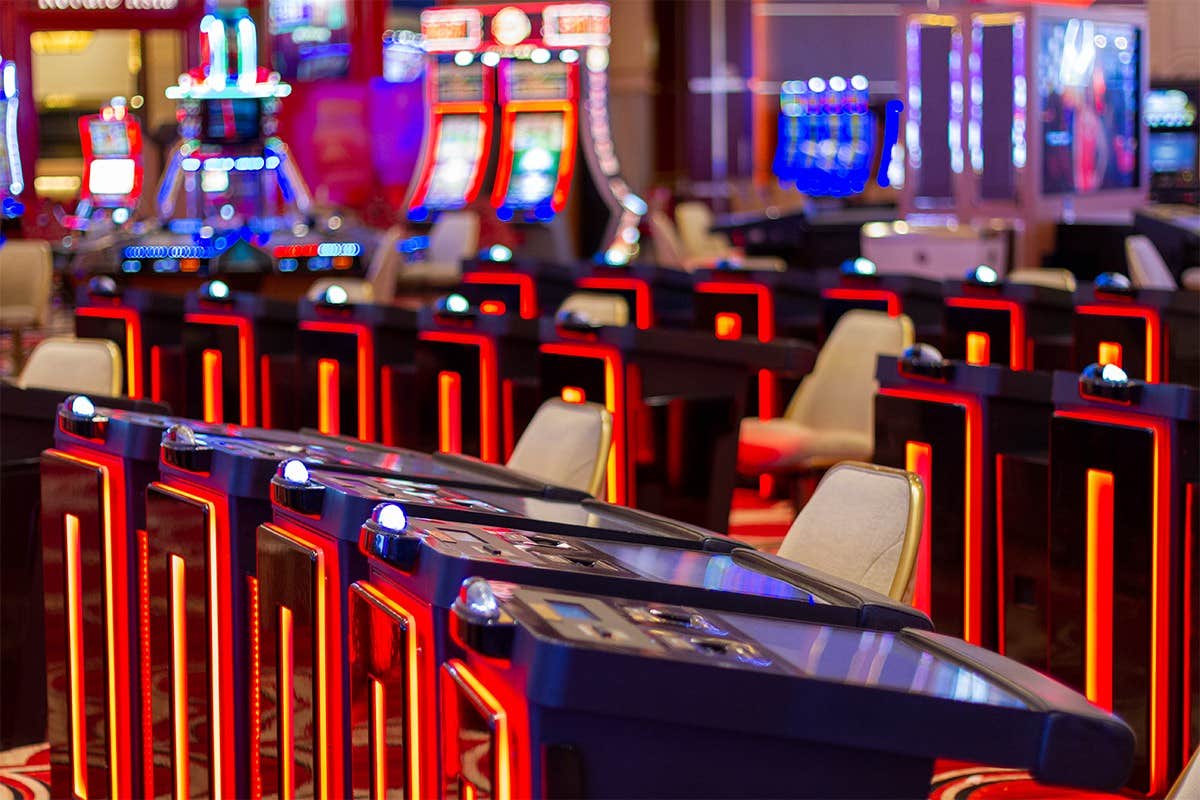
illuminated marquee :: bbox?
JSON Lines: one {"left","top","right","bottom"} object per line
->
{"left": 37, "top": 0, "right": 180, "bottom": 8}
{"left": 543, "top": 4, "right": 611, "bottom": 47}
{"left": 421, "top": 8, "right": 484, "bottom": 52}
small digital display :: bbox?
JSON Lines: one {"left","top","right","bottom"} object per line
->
{"left": 1149, "top": 132, "right": 1197, "bottom": 175}
{"left": 425, "top": 114, "right": 484, "bottom": 209}
{"left": 201, "top": 99, "right": 262, "bottom": 144}
{"left": 88, "top": 120, "right": 130, "bottom": 157}
{"left": 547, "top": 600, "right": 599, "bottom": 621}
{"left": 590, "top": 541, "right": 819, "bottom": 602}
{"left": 88, "top": 159, "right": 135, "bottom": 196}
{"left": 1038, "top": 19, "right": 1141, "bottom": 194}
{"left": 502, "top": 111, "right": 565, "bottom": 208}
{"left": 437, "top": 61, "right": 485, "bottom": 103}
{"left": 723, "top": 614, "right": 1028, "bottom": 708}
{"left": 507, "top": 60, "right": 571, "bottom": 101}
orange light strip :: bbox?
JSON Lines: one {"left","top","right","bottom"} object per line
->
{"left": 462, "top": 272, "right": 539, "bottom": 320}
{"left": 438, "top": 371, "right": 462, "bottom": 455}
{"left": 203, "top": 349, "right": 224, "bottom": 424}
{"left": 371, "top": 679, "right": 387, "bottom": 800}
{"left": 170, "top": 554, "right": 189, "bottom": 800}
{"left": 77, "top": 306, "right": 144, "bottom": 397}
{"left": 1085, "top": 469, "right": 1115, "bottom": 711}
{"left": 278, "top": 606, "right": 295, "bottom": 800}
{"left": 354, "top": 582, "right": 422, "bottom": 800}
{"left": 299, "top": 321, "right": 377, "bottom": 441}
{"left": 561, "top": 386, "right": 585, "bottom": 404}
{"left": 1076, "top": 304, "right": 1161, "bottom": 382}
{"left": 822, "top": 287, "right": 902, "bottom": 317}
{"left": 479, "top": 300, "right": 506, "bottom": 315}
{"left": 318, "top": 359, "right": 341, "bottom": 436}
{"left": 576, "top": 276, "right": 654, "bottom": 329}
{"left": 1185, "top": 484, "right": 1196, "bottom": 756}
{"left": 65, "top": 513, "right": 88, "bottom": 800}
{"left": 185, "top": 313, "right": 257, "bottom": 425}
{"left": 945, "top": 296, "right": 1027, "bottom": 370}
{"left": 447, "top": 661, "right": 511, "bottom": 800}
{"left": 151, "top": 345, "right": 163, "bottom": 403}
{"left": 139, "top": 530, "right": 154, "bottom": 794}
{"left": 1098, "top": 341, "right": 1123, "bottom": 369}
{"left": 905, "top": 442, "right": 933, "bottom": 616}
{"left": 965, "top": 332, "right": 991, "bottom": 366}
{"left": 714, "top": 312, "right": 742, "bottom": 340}
{"left": 1056, "top": 407, "right": 1170, "bottom": 792}
{"left": 249, "top": 577, "right": 262, "bottom": 800}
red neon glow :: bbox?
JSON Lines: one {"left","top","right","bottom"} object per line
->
{"left": 203, "top": 349, "right": 224, "bottom": 423}
{"left": 1185, "top": 484, "right": 1196, "bottom": 755}
{"left": 822, "top": 287, "right": 902, "bottom": 317}
{"left": 994, "top": 454, "right": 1007, "bottom": 655}
{"left": 446, "top": 661, "right": 512, "bottom": 800}
{"left": 170, "top": 554, "right": 189, "bottom": 800}
{"left": 438, "top": 371, "right": 463, "bottom": 455}
{"left": 1056, "top": 406, "right": 1171, "bottom": 793}
{"left": 77, "top": 306, "right": 144, "bottom": 397}
{"left": 906, "top": 442, "right": 933, "bottom": 616}
{"left": 945, "top": 296, "right": 1027, "bottom": 370}
{"left": 318, "top": 359, "right": 341, "bottom": 436}
{"left": 139, "top": 531, "right": 153, "bottom": 794}
{"left": 1076, "top": 304, "right": 1161, "bottom": 382}
{"left": 885, "top": 386, "right": 984, "bottom": 644}
{"left": 463, "top": 272, "right": 538, "bottom": 319}
{"left": 65, "top": 513, "right": 88, "bottom": 800}
{"left": 372, "top": 679, "right": 387, "bottom": 800}
{"left": 714, "top": 312, "right": 742, "bottom": 340}
{"left": 422, "top": 330, "right": 501, "bottom": 462}
{"left": 299, "top": 320, "right": 377, "bottom": 441}
{"left": 479, "top": 300, "right": 506, "bottom": 315}
{"left": 77, "top": 111, "right": 144, "bottom": 207}
{"left": 151, "top": 345, "right": 163, "bottom": 403}
{"left": 561, "top": 386, "right": 585, "bottom": 404}
{"left": 249, "top": 576, "right": 261, "bottom": 800}
{"left": 965, "top": 332, "right": 991, "bottom": 366}
{"left": 186, "top": 313, "right": 257, "bottom": 426}
{"left": 1085, "top": 469, "right": 1115, "bottom": 711}
{"left": 502, "top": 379, "right": 516, "bottom": 460}
{"left": 380, "top": 368, "right": 396, "bottom": 447}
{"left": 279, "top": 606, "right": 295, "bottom": 800}
{"left": 1098, "top": 341, "right": 1123, "bottom": 369}
{"left": 541, "top": 342, "right": 626, "bottom": 504}
{"left": 577, "top": 276, "right": 654, "bottom": 329}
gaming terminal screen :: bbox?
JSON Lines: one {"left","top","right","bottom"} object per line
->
{"left": 502, "top": 111, "right": 565, "bottom": 208}
{"left": 426, "top": 114, "right": 484, "bottom": 208}
{"left": 88, "top": 119, "right": 131, "bottom": 157}
{"left": 722, "top": 613, "right": 1028, "bottom": 708}
{"left": 1039, "top": 18, "right": 1140, "bottom": 194}
{"left": 201, "top": 99, "right": 262, "bottom": 144}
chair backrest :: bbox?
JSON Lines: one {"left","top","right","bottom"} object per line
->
{"left": 786, "top": 310, "right": 914, "bottom": 438}
{"left": 558, "top": 291, "right": 630, "bottom": 327}
{"left": 1007, "top": 268, "right": 1077, "bottom": 292}
{"left": 428, "top": 211, "right": 480, "bottom": 266}
{"left": 675, "top": 201, "right": 731, "bottom": 260}
{"left": 365, "top": 224, "right": 405, "bottom": 302}
{"left": 507, "top": 398, "right": 613, "bottom": 497}
{"left": 0, "top": 239, "right": 53, "bottom": 327}
{"left": 1125, "top": 235, "right": 1177, "bottom": 290}
{"left": 777, "top": 461, "right": 924, "bottom": 601}
{"left": 306, "top": 277, "right": 375, "bottom": 304}
{"left": 648, "top": 210, "right": 688, "bottom": 268}
{"left": 17, "top": 336, "right": 123, "bottom": 396}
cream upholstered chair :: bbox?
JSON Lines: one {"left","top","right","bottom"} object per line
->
{"left": 399, "top": 211, "right": 480, "bottom": 286}
{"left": 558, "top": 291, "right": 630, "bottom": 328}
{"left": 506, "top": 398, "right": 613, "bottom": 497}
{"left": 0, "top": 239, "right": 53, "bottom": 371}
{"left": 1125, "top": 235, "right": 1177, "bottom": 290}
{"left": 650, "top": 209, "right": 784, "bottom": 272}
{"left": 739, "top": 310, "right": 914, "bottom": 475}
{"left": 16, "top": 336, "right": 122, "bottom": 396}
{"left": 1008, "top": 268, "right": 1077, "bottom": 292}
{"left": 675, "top": 201, "right": 732, "bottom": 261}
{"left": 649, "top": 210, "right": 690, "bottom": 268}
{"left": 306, "top": 277, "right": 375, "bottom": 304}
{"left": 365, "top": 224, "right": 405, "bottom": 302}
{"left": 776, "top": 461, "right": 924, "bottom": 602}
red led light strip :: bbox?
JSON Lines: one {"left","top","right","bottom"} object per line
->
{"left": 944, "top": 296, "right": 1026, "bottom": 370}
{"left": 822, "top": 287, "right": 902, "bottom": 317}
{"left": 77, "top": 306, "right": 144, "bottom": 397}
{"left": 445, "top": 660, "right": 511, "bottom": 800}
{"left": 1085, "top": 469, "right": 1115, "bottom": 711}
{"left": 1075, "top": 304, "right": 1162, "bottom": 383}
{"left": 300, "top": 320, "right": 378, "bottom": 442}
{"left": 318, "top": 359, "right": 341, "bottom": 436}
{"left": 905, "top": 442, "right": 933, "bottom": 616}
{"left": 422, "top": 330, "right": 501, "bottom": 462}
{"left": 186, "top": 313, "right": 257, "bottom": 426}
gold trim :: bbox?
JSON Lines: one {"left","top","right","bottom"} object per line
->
{"left": 586, "top": 402, "right": 614, "bottom": 499}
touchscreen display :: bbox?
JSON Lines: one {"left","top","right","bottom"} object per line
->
{"left": 88, "top": 119, "right": 130, "bottom": 157}
{"left": 723, "top": 614, "right": 1026, "bottom": 708}
{"left": 502, "top": 111, "right": 565, "bottom": 208}
{"left": 426, "top": 114, "right": 484, "bottom": 209}
{"left": 88, "top": 159, "right": 135, "bottom": 196}
{"left": 591, "top": 541, "right": 820, "bottom": 602}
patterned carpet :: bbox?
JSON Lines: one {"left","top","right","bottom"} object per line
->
{"left": 0, "top": 744, "right": 49, "bottom": 800}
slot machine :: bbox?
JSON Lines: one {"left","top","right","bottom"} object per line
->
{"left": 77, "top": 98, "right": 144, "bottom": 227}
{"left": 0, "top": 52, "right": 24, "bottom": 224}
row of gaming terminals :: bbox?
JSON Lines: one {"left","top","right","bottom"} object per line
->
{"left": 40, "top": 392, "right": 1136, "bottom": 800}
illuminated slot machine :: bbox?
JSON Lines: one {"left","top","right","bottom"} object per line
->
{"left": 1045, "top": 366, "right": 1198, "bottom": 794}
{"left": 296, "top": 284, "right": 419, "bottom": 445}
{"left": 257, "top": 463, "right": 743, "bottom": 799}
{"left": 941, "top": 264, "right": 1075, "bottom": 371}
{"left": 181, "top": 279, "right": 298, "bottom": 428}
{"left": 1146, "top": 81, "right": 1199, "bottom": 206}
{"left": 772, "top": 81, "right": 806, "bottom": 185}
{"left": 416, "top": 293, "right": 543, "bottom": 462}
{"left": 1073, "top": 272, "right": 1200, "bottom": 386}
{"left": 337, "top": 498, "right": 931, "bottom": 798}
{"left": 75, "top": 98, "right": 144, "bottom": 230}
{"left": 873, "top": 347, "right": 1054, "bottom": 653}
{"left": 442, "top": 580, "right": 1134, "bottom": 799}
{"left": 75, "top": 276, "right": 186, "bottom": 408}
{"left": 0, "top": 51, "right": 25, "bottom": 224}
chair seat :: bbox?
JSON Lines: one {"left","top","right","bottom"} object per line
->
{"left": 737, "top": 417, "right": 873, "bottom": 472}
{"left": 0, "top": 307, "right": 40, "bottom": 327}
{"left": 397, "top": 260, "right": 462, "bottom": 287}
{"left": 1183, "top": 268, "right": 1200, "bottom": 291}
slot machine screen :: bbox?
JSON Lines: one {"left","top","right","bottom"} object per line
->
{"left": 502, "top": 111, "right": 564, "bottom": 208}
{"left": 1148, "top": 132, "right": 1197, "bottom": 175}
{"left": 88, "top": 159, "right": 135, "bottom": 196}
{"left": 88, "top": 120, "right": 130, "bottom": 157}
{"left": 1039, "top": 18, "right": 1141, "bottom": 194}
{"left": 425, "top": 114, "right": 484, "bottom": 208}
{"left": 201, "top": 99, "right": 262, "bottom": 144}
